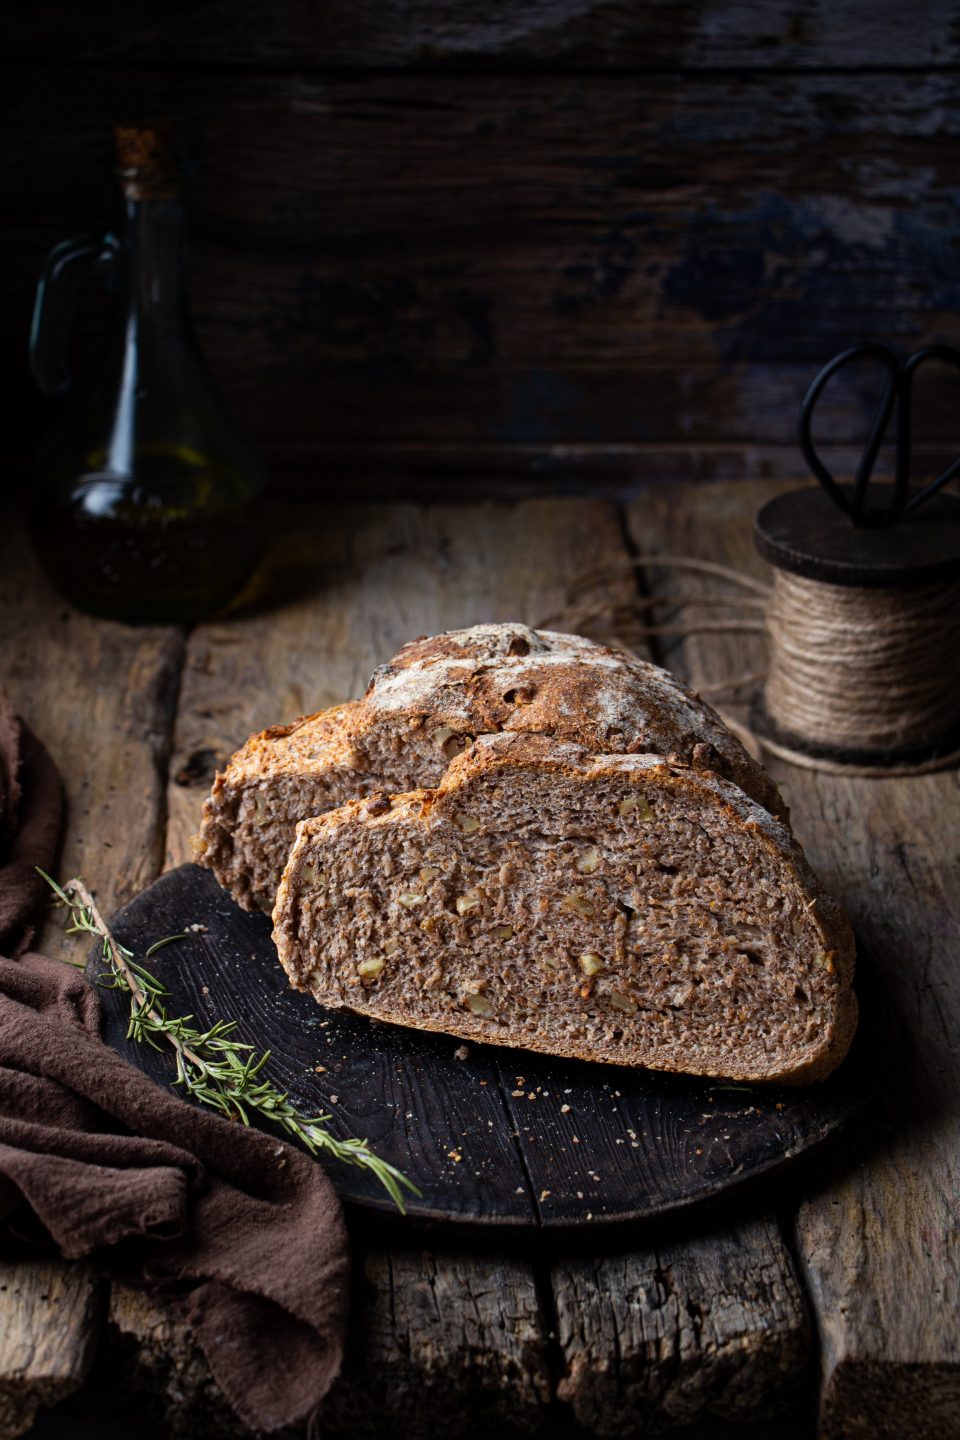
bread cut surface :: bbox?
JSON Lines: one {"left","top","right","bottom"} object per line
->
{"left": 273, "top": 733, "right": 856, "bottom": 1084}
{"left": 198, "top": 623, "right": 785, "bottom": 911}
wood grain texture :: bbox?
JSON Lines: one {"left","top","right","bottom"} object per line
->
{"left": 108, "top": 1244, "right": 549, "bottom": 1437}
{"left": 626, "top": 480, "right": 960, "bottom": 1438}
{"left": 7, "top": 0, "right": 960, "bottom": 69}
{"left": 5, "top": 66, "right": 960, "bottom": 491}
{"left": 553, "top": 1217, "right": 810, "bottom": 1433}
{"left": 794, "top": 773, "right": 960, "bottom": 1440}
{"left": 0, "top": 1261, "right": 99, "bottom": 1440}
{"left": 325, "top": 1249, "right": 550, "bottom": 1437}
{"left": 260, "top": 440, "right": 960, "bottom": 502}
{"left": 106, "top": 1283, "right": 245, "bottom": 1439}
{"left": 0, "top": 506, "right": 184, "bottom": 956}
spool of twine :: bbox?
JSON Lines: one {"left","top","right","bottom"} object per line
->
{"left": 764, "top": 570, "right": 960, "bottom": 755}
{"left": 543, "top": 549, "right": 960, "bottom": 775}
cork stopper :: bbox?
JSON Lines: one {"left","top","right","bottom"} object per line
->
{"left": 113, "top": 123, "right": 178, "bottom": 200}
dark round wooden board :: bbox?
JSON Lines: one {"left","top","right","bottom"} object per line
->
{"left": 90, "top": 863, "right": 870, "bottom": 1232}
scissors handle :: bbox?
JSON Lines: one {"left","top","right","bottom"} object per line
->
{"left": 898, "top": 345, "right": 960, "bottom": 517}
{"left": 798, "top": 343, "right": 901, "bottom": 526}
{"left": 800, "top": 342, "right": 960, "bottom": 526}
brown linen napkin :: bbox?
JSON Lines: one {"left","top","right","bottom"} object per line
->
{"left": 0, "top": 697, "right": 349, "bottom": 1434}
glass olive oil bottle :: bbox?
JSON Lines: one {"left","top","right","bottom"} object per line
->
{"left": 28, "top": 124, "right": 265, "bottom": 624}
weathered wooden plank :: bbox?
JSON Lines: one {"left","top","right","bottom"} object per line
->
{"left": 553, "top": 1217, "right": 810, "bottom": 1433}
{"left": 260, "top": 440, "right": 960, "bottom": 502}
{"left": 623, "top": 480, "right": 781, "bottom": 773}
{"left": 0, "top": 515, "right": 184, "bottom": 1434}
{"left": 109, "top": 1248, "right": 549, "bottom": 1437}
{"left": 105, "top": 1284, "right": 242, "bottom": 1436}
{"left": 5, "top": 70, "right": 960, "bottom": 489}
{"left": 627, "top": 480, "right": 960, "bottom": 1439}
{"left": 0, "top": 1261, "right": 99, "bottom": 1440}
{"left": 0, "top": 514, "right": 184, "bottom": 950}
{"left": 791, "top": 772, "right": 960, "bottom": 1439}
{"left": 327, "top": 1249, "right": 550, "bottom": 1436}
{"left": 6, "top": 0, "right": 959, "bottom": 69}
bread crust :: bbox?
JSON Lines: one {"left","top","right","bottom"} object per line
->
{"left": 364, "top": 624, "right": 785, "bottom": 817}
{"left": 196, "top": 702, "right": 361, "bottom": 910}
{"left": 273, "top": 733, "right": 856, "bottom": 1085}
{"left": 198, "top": 625, "right": 786, "bottom": 910}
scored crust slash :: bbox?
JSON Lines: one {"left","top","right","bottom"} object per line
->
{"left": 197, "top": 623, "right": 856, "bottom": 1085}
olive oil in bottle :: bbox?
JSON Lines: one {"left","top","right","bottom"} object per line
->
{"left": 28, "top": 124, "right": 265, "bottom": 624}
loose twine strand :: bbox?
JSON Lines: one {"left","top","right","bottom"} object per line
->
{"left": 539, "top": 556, "right": 771, "bottom": 700}
{"left": 540, "top": 556, "right": 960, "bottom": 776}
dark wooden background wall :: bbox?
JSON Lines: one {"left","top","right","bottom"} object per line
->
{"left": 4, "top": 2, "right": 960, "bottom": 497}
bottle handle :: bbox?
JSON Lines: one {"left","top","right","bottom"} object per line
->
{"left": 28, "top": 233, "right": 118, "bottom": 397}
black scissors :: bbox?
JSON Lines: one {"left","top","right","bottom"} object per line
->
{"left": 799, "top": 342, "right": 960, "bottom": 527}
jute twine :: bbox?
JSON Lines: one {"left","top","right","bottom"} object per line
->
{"left": 765, "top": 570, "right": 960, "bottom": 753}
{"left": 541, "top": 556, "right": 960, "bottom": 777}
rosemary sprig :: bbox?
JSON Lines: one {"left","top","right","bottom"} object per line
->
{"left": 39, "top": 871, "right": 418, "bottom": 1212}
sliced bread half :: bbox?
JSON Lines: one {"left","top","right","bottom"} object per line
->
{"left": 273, "top": 733, "right": 855, "bottom": 1084}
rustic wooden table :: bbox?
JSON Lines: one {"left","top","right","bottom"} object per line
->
{"left": 1, "top": 481, "right": 957, "bottom": 1440}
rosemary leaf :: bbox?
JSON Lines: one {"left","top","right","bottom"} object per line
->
{"left": 39, "top": 870, "right": 419, "bottom": 1212}
{"left": 145, "top": 933, "right": 189, "bottom": 959}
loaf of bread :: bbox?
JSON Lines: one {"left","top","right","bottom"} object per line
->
{"left": 273, "top": 733, "right": 856, "bottom": 1084}
{"left": 198, "top": 623, "right": 785, "bottom": 912}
